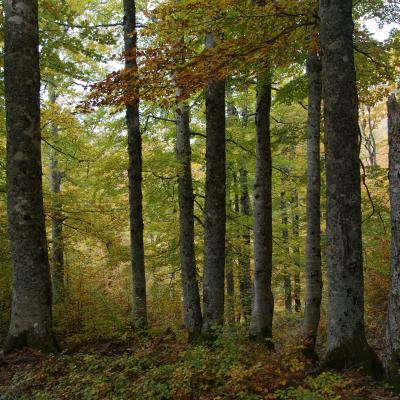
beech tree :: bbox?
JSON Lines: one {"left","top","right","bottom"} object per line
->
{"left": 48, "top": 82, "right": 65, "bottom": 304}
{"left": 202, "top": 31, "right": 226, "bottom": 338}
{"left": 319, "top": 0, "right": 382, "bottom": 376}
{"left": 175, "top": 96, "right": 203, "bottom": 341}
{"left": 250, "top": 72, "right": 274, "bottom": 344}
{"left": 3, "top": 0, "right": 58, "bottom": 353}
{"left": 123, "top": 0, "right": 147, "bottom": 328}
{"left": 303, "top": 48, "right": 322, "bottom": 357}
{"left": 384, "top": 93, "right": 400, "bottom": 388}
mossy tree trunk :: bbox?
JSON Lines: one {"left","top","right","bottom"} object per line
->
{"left": 3, "top": 0, "right": 58, "bottom": 354}
{"left": 319, "top": 0, "right": 382, "bottom": 378}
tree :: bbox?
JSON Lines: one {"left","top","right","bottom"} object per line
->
{"left": 303, "top": 48, "right": 322, "bottom": 358}
{"left": 249, "top": 71, "right": 274, "bottom": 345}
{"left": 3, "top": 0, "right": 59, "bottom": 353}
{"left": 123, "top": 0, "right": 147, "bottom": 328}
{"left": 202, "top": 31, "right": 226, "bottom": 338}
{"left": 291, "top": 188, "right": 301, "bottom": 313}
{"left": 319, "top": 0, "right": 382, "bottom": 377}
{"left": 280, "top": 186, "right": 292, "bottom": 313}
{"left": 239, "top": 166, "right": 252, "bottom": 321}
{"left": 175, "top": 96, "right": 203, "bottom": 342}
{"left": 48, "top": 82, "right": 65, "bottom": 304}
{"left": 384, "top": 93, "right": 400, "bottom": 389}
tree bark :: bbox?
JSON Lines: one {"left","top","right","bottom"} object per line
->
{"left": 48, "top": 83, "right": 65, "bottom": 304}
{"left": 124, "top": 0, "right": 147, "bottom": 328}
{"left": 202, "top": 32, "right": 226, "bottom": 338}
{"left": 303, "top": 49, "right": 322, "bottom": 358}
{"left": 319, "top": 0, "right": 382, "bottom": 377}
{"left": 249, "top": 72, "right": 274, "bottom": 345}
{"left": 384, "top": 94, "right": 400, "bottom": 389}
{"left": 281, "top": 188, "right": 292, "bottom": 313}
{"left": 175, "top": 98, "right": 203, "bottom": 342}
{"left": 3, "top": 0, "right": 58, "bottom": 354}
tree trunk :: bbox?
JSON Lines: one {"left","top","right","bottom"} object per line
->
{"left": 124, "top": 0, "right": 147, "bottom": 328}
{"left": 249, "top": 72, "right": 274, "bottom": 345}
{"left": 239, "top": 166, "right": 252, "bottom": 321}
{"left": 3, "top": 0, "right": 58, "bottom": 354}
{"left": 48, "top": 83, "right": 65, "bottom": 304}
{"left": 303, "top": 49, "right": 322, "bottom": 358}
{"left": 225, "top": 169, "right": 236, "bottom": 325}
{"left": 291, "top": 189, "right": 301, "bottom": 313}
{"left": 202, "top": 32, "right": 226, "bottom": 338}
{"left": 175, "top": 99, "right": 203, "bottom": 342}
{"left": 319, "top": 0, "right": 382, "bottom": 377}
{"left": 281, "top": 188, "right": 292, "bottom": 313}
{"left": 384, "top": 94, "right": 400, "bottom": 389}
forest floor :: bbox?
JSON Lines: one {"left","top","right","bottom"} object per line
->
{"left": 0, "top": 313, "right": 398, "bottom": 400}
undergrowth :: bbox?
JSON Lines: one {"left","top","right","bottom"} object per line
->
{"left": 0, "top": 322, "right": 397, "bottom": 400}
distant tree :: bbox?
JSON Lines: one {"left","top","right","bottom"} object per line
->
{"left": 175, "top": 94, "right": 203, "bottom": 341}
{"left": 48, "top": 82, "right": 65, "bottom": 304}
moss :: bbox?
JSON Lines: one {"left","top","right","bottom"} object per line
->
{"left": 322, "top": 335, "right": 384, "bottom": 380}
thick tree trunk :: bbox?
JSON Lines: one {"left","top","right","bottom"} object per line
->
{"left": 48, "top": 83, "right": 65, "bottom": 304}
{"left": 384, "top": 94, "right": 400, "bottom": 389}
{"left": 124, "top": 0, "right": 147, "bottom": 328}
{"left": 3, "top": 0, "right": 58, "bottom": 354}
{"left": 280, "top": 189, "right": 292, "bottom": 313}
{"left": 175, "top": 100, "right": 203, "bottom": 342}
{"left": 303, "top": 49, "right": 322, "bottom": 357}
{"left": 202, "top": 32, "right": 226, "bottom": 338}
{"left": 319, "top": 0, "right": 382, "bottom": 377}
{"left": 249, "top": 72, "right": 274, "bottom": 345}
{"left": 291, "top": 189, "right": 301, "bottom": 313}
{"left": 239, "top": 166, "right": 252, "bottom": 321}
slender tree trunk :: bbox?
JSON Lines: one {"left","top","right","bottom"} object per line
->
{"left": 124, "top": 0, "right": 147, "bottom": 328}
{"left": 225, "top": 170, "right": 236, "bottom": 325}
{"left": 176, "top": 99, "right": 203, "bottom": 342}
{"left": 3, "top": 0, "right": 58, "bottom": 354}
{"left": 303, "top": 49, "right": 322, "bottom": 357}
{"left": 202, "top": 32, "right": 226, "bottom": 338}
{"left": 319, "top": 0, "right": 382, "bottom": 377}
{"left": 291, "top": 189, "right": 301, "bottom": 313}
{"left": 384, "top": 94, "right": 400, "bottom": 389}
{"left": 48, "top": 83, "right": 65, "bottom": 304}
{"left": 249, "top": 72, "right": 274, "bottom": 345}
{"left": 281, "top": 188, "right": 292, "bottom": 313}
{"left": 239, "top": 166, "right": 252, "bottom": 321}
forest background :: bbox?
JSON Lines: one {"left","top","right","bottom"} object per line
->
{"left": 1, "top": 0, "right": 400, "bottom": 398}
